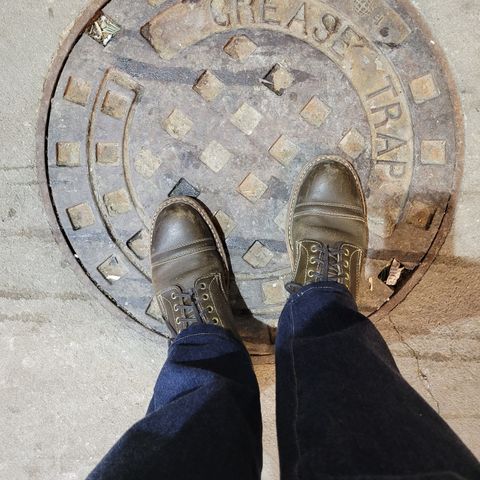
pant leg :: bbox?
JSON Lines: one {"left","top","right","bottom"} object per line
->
{"left": 275, "top": 282, "right": 480, "bottom": 480}
{"left": 88, "top": 324, "right": 262, "bottom": 480}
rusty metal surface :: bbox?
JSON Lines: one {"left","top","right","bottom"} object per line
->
{"left": 42, "top": 0, "right": 462, "bottom": 351}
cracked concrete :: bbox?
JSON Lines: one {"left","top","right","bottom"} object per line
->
{"left": 387, "top": 316, "right": 441, "bottom": 414}
{"left": 0, "top": 1, "right": 479, "bottom": 479}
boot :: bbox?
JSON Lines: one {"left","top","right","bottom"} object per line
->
{"left": 286, "top": 156, "right": 368, "bottom": 298}
{"left": 150, "top": 196, "right": 238, "bottom": 337}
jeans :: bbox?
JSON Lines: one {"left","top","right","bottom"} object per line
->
{"left": 87, "top": 282, "right": 480, "bottom": 480}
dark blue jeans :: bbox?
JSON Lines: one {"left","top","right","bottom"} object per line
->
{"left": 88, "top": 283, "right": 479, "bottom": 480}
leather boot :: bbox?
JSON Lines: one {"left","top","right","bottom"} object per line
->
{"left": 150, "top": 196, "right": 238, "bottom": 337}
{"left": 286, "top": 156, "right": 368, "bottom": 299}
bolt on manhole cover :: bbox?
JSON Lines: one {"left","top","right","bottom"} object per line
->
{"left": 41, "top": 0, "right": 462, "bottom": 357}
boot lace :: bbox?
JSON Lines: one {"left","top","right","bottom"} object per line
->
{"left": 286, "top": 242, "right": 349, "bottom": 294}
{"left": 171, "top": 289, "right": 210, "bottom": 329}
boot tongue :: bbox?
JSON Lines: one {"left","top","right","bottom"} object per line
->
{"left": 316, "top": 242, "right": 344, "bottom": 283}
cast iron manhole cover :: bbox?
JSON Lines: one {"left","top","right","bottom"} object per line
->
{"left": 41, "top": 0, "right": 462, "bottom": 356}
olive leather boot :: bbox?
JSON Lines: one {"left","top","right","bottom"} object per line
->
{"left": 150, "top": 196, "right": 238, "bottom": 337}
{"left": 286, "top": 156, "right": 368, "bottom": 299}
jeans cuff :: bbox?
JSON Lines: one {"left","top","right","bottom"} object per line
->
{"left": 286, "top": 281, "right": 358, "bottom": 310}
{"left": 171, "top": 323, "right": 248, "bottom": 353}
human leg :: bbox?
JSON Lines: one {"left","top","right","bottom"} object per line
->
{"left": 88, "top": 197, "right": 263, "bottom": 480}
{"left": 276, "top": 156, "right": 479, "bottom": 479}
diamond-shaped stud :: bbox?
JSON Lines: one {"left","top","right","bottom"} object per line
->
{"left": 405, "top": 200, "right": 436, "bottom": 230}
{"left": 300, "top": 96, "right": 331, "bottom": 127}
{"left": 262, "top": 64, "right": 294, "bottom": 96}
{"left": 223, "top": 35, "right": 257, "bottom": 61}
{"left": 168, "top": 178, "right": 200, "bottom": 198}
{"left": 339, "top": 128, "right": 366, "bottom": 159}
{"left": 193, "top": 70, "right": 224, "bottom": 102}
{"left": 127, "top": 229, "right": 150, "bottom": 260}
{"left": 103, "top": 189, "right": 132, "bottom": 215}
{"left": 410, "top": 73, "right": 440, "bottom": 104}
{"left": 274, "top": 204, "right": 288, "bottom": 231}
{"left": 63, "top": 76, "right": 91, "bottom": 106}
{"left": 96, "top": 143, "right": 120, "bottom": 165}
{"left": 269, "top": 135, "right": 299, "bottom": 166}
{"left": 421, "top": 140, "right": 446, "bottom": 165}
{"left": 101, "top": 91, "right": 129, "bottom": 119}
{"left": 243, "top": 241, "right": 274, "bottom": 268}
{"left": 134, "top": 148, "right": 163, "bottom": 178}
{"left": 56, "top": 142, "right": 80, "bottom": 167}
{"left": 66, "top": 203, "right": 95, "bottom": 230}
{"left": 237, "top": 173, "right": 268, "bottom": 203}
{"left": 214, "top": 210, "right": 236, "bottom": 237}
{"left": 97, "top": 255, "right": 128, "bottom": 283}
{"left": 231, "top": 103, "right": 262, "bottom": 135}
{"left": 146, "top": 296, "right": 162, "bottom": 320}
{"left": 162, "top": 108, "right": 193, "bottom": 139}
{"left": 262, "top": 279, "right": 287, "bottom": 305}
{"left": 200, "top": 141, "right": 232, "bottom": 173}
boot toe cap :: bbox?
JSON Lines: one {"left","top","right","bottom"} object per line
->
{"left": 151, "top": 199, "right": 212, "bottom": 257}
{"left": 297, "top": 158, "right": 365, "bottom": 212}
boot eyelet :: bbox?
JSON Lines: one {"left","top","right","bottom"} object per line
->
{"left": 171, "top": 293, "right": 177, "bottom": 300}
{"left": 309, "top": 258, "right": 316, "bottom": 265}
{"left": 212, "top": 318, "right": 219, "bottom": 325}
{"left": 344, "top": 249, "right": 350, "bottom": 257}
{"left": 307, "top": 270, "right": 314, "bottom": 278}
{"left": 202, "top": 294, "right": 209, "bottom": 301}
{"left": 345, "top": 273, "right": 350, "bottom": 280}
{"left": 174, "top": 305, "right": 179, "bottom": 312}
{"left": 199, "top": 283, "right": 206, "bottom": 289}
{"left": 207, "top": 306, "right": 214, "bottom": 313}
{"left": 175, "top": 318, "right": 181, "bottom": 324}
{"left": 344, "top": 261, "right": 349, "bottom": 268}
{"left": 311, "top": 245, "right": 319, "bottom": 253}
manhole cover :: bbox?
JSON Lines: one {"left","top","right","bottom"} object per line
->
{"left": 40, "top": 0, "right": 462, "bottom": 355}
